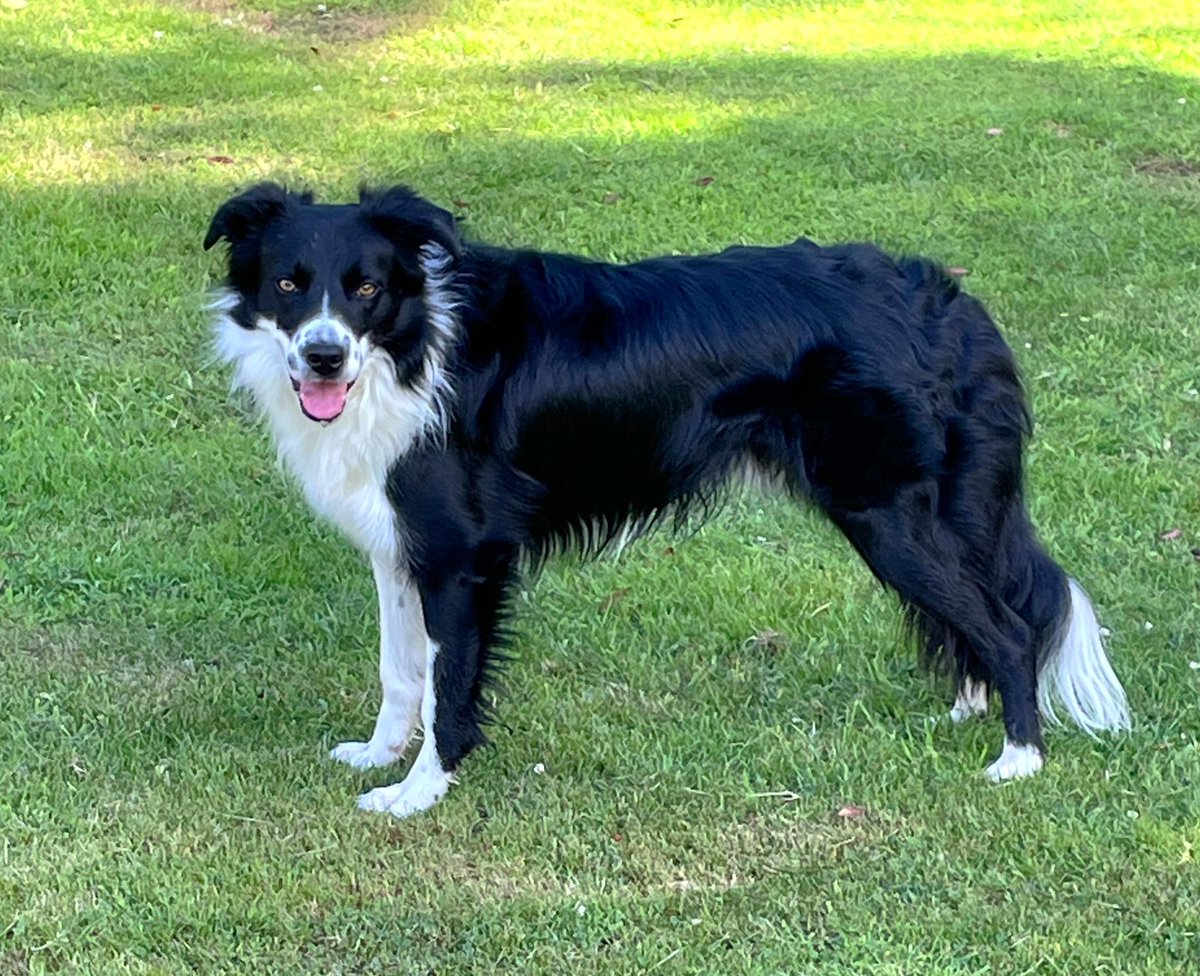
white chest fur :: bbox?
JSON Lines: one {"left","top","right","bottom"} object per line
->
{"left": 265, "top": 350, "right": 411, "bottom": 559}
{"left": 213, "top": 307, "right": 443, "bottom": 562}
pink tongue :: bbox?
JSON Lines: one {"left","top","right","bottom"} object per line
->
{"left": 298, "top": 380, "right": 349, "bottom": 421}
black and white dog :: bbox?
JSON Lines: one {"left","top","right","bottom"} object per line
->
{"left": 205, "top": 183, "right": 1130, "bottom": 818}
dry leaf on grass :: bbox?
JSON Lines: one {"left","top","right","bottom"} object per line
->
{"left": 599, "top": 587, "right": 631, "bottom": 611}
{"left": 742, "top": 629, "right": 786, "bottom": 651}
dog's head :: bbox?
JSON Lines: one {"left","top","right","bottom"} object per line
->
{"left": 205, "top": 183, "right": 461, "bottom": 423}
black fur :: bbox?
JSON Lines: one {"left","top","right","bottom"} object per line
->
{"left": 210, "top": 184, "right": 1078, "bottom": 780}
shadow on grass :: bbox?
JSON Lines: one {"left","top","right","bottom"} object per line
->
{"left": 2, "top": 51, "right": 1182, "bottom": 300}
{"left": 5, "top": 48, "right": 1190, "bottom": 227}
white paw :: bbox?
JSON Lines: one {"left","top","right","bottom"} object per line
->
{"left": 949, "top": 702, "right": 978, "bottom": 722}
{"left": 330, "top": 738, "right": 408, "bottom": 770}
{"left": 357, "top": 760, "right": 453, "bottom": 818}
{"left": 985, "top": 739, "right": 1044, "bottom": 782}
{"left": 950, "top": 678, "right": 988, "bottom": 723}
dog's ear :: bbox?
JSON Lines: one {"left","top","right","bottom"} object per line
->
{"left": 360, "top": 185, "right": 463, "bottom": 263}
{"left": 204, "top": 183, "right": 303, "bottom": 251}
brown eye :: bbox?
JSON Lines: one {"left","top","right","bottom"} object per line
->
{"left": 277, "top": 278, "right": 298, "bottom": 294}
{"left": 356, "top": 281, "right": 379, "bottom": 299}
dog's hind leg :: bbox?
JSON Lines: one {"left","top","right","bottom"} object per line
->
{"left": 907, "top": 616, "right": 992, "bottom": 724}
{"left": 835, "top": 494, "right": 1045, "bottom": 774}
{"left": 330, "top": 555, "right": 427, "bottom": 770}
{"left": 904, "top": 606, "right": 991, "bottom": 722}
{"left": 950, "top": 674, "right": 990, "bottom": 722}
{"left": 836, "top": 497, "right": 1045, "bottom": 778}
{"left": 765, "top": 347, "right": 1024, "bottom": 763}
{"left": 781, "top": 338, "right": 1047, "bottom": 776}
{"left": 1002, "top": 518, "right": 1131, "bottom": 737}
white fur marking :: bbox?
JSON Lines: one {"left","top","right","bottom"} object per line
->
{"left": 1037, "top": 579, "right": 1131, "bottom": 735}
{"left": 737, "top": 456, "right": 788, "bottom": 495}
{"left": 330, "top": 557, "right": 427, "bottom": 769}
{"left": 411, "top": 242, "right": 459, "bottom": 443}
{"left": 290, "top": 292, "right": 367, "bottom": 381}
{"left": 950, "top": 676, "right": 989, "bottom": 723}
{"left": 357, "top": 641, "right": 453, "bottom": 817}
{"left": 985, "top": 738, "right": 1044, "bottom": 781}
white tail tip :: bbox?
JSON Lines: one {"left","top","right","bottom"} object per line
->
{"left": 1037, "top": 579, "right": 1131, "bottom": 735}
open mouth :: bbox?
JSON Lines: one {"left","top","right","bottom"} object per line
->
{"left": 291, "top": 377, "right": 356, "bottom": 422}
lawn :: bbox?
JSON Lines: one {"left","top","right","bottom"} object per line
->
{"left": 1, "top": 0, "right": 1199, "bottom": 972}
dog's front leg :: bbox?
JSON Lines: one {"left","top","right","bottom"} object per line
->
{"left": 356, "top": 637, "right": 455, "bottom": 817}
{"left": 330, "top": 556, "right": 426, "bottom": 769}
{"left": 356, "top": 545, "right": 511, "bottom": 818}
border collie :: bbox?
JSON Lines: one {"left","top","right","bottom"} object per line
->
{"left": 205, "top": 183, "right": 1130, "bottom": 818}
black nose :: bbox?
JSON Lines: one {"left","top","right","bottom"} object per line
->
{"left": 303, "top": 343, "right": 345, "bottom": 377}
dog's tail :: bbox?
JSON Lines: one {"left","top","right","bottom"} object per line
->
{"left": 1037, "top": 578, "right": 1131, "bottom": 735}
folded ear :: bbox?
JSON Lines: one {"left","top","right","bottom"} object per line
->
{"left": 204, "top": 183, "right": 307, "bottom": 250}
{"left": 359, "top": 185, "right": 463, "bottom": 263}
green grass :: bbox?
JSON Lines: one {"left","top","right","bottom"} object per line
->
{"left": 2, "top": 0, "right": 1200, "bottom": 972}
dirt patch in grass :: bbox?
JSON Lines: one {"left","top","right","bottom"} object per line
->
{"left": 6, "top": 626, "right": 200, "bottom": 703}
{"left": 392, "top": 810, "right": 904, "bottom": 902}
{"left": 0, "top": 949, "right": 30, "bottom": 976}
{"left": 278, "top": 8, "right": 401, "bottom": 42}
{"left": 622, "top": 811, "right": 906, "bottom": 893}
{"left": 713, "top": 812, "right": 900, "bottom": 871}
{"left": 1134, "top": 155, "right": 1200, "bottom": 180}
{"left": 415, "top": 850, "right": 583, "bottom": 899}
{"left": 173, "top": 1, "right": 438, "bottom": 42}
